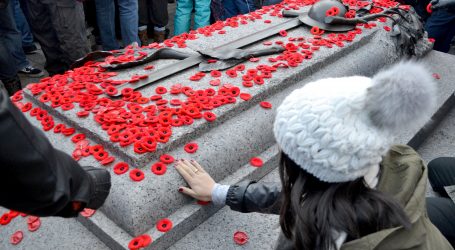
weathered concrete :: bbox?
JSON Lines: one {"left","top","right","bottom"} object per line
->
{"left": 2, "top": 2, "right": 451, "bottom": 250}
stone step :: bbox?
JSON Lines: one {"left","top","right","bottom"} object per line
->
{"left": 168, "top": 51, "right": 455, "bottom": 250}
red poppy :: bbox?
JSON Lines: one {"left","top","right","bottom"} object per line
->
{"left": 197, "top": 200, "right": 211, "bottom": 205}
{"left": 0, "top": 213, "right": 12, "bottom": 225}
{"left": 383, "top": 26, "right": 391, "bottom": 32}
{"left": 160, "top": 154, "right": 175, "bottom": 164}
{"left": 77, "top": 111, "right": 90, "bottom": 117}
{"left": 105, "top": 86, "right": 118, "bottom": 96}
{"left": 242, "top": 81, "right": 253, "bottom": 88}
{"left": 144, "top": 65, "right": 155, "bottom": 70}
{"left": 184, "top": 142, "right": 198, "bottom": 154}
{"left": 233, "top": 231, "right": 249, "bottom": 245}
{"left": 260, "top": 101, "right": 272, "bottom": 109}
{"left": 203, "top": 112, "right": 217, "bottom": 122}
{"left": 93, "top": 151, "right": 109, "bottom": 161}
{"left": 21, "top": 102, "right": 32, "bottom": 112}
{"left": 71, "top": 133, "right": 86, "bottom": 143}
{"left": 239, "top": 93, "right": 252, "bottom": 101}
{"left": 129, "top": 169, "right": 145, "bottom": 181}
{"left": 155, "top": 86, "right": 168, "bottom": 95}
{"left": 128, "top": 236, "right": 144, "bottom": 250}
{"left": 114, "top": 162, "right": 129, "bottom": 175}
{"left": 80, "top": 208, "right": 96, "bottom": 218}
{"left": 210, "top": 79, "right": 221, "bottom": 86}
{"left": 428, "top": 38, "right": 435, "bottom": 43}
{"left": 101, "top": 156, "right": 115, "bottom": 166}
{"left": 250, "top": 157, "right": 263, "bottom": 167}
{"left": 10, "top": 231, "right": 23, "bottom": 245}
{"left": 279, "top": 30, "right": 288, "bottom": 37}
{"left": 432, "top": 73, "right": 441, "bottom": 80}
{"left": 426, "top": 3, "right": 432, "bottom": 13}
{"left": 151, "top": 162, "right": 167, "bottom": 175}
{"left": 210, "top": 70, "right": 222, "bottom": 77}
{"left": 139, "top": 234, "right": 152, "bottom": 247}
{"left": 28, "top": 218, "right": 41, "bottom": 232}
{"left": 156, "top": 218, "right": 173, "bottom": 232}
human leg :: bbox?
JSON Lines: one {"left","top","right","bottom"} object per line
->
{"left": 223, "top": 0, "right": 239, "bottom": 19}
{"left": 0, "top": 0, "right": 29, "bottom": 71}
{"left": 50, "top": 0, "right": 90, "bottom": 63}
{"left": 428, "top": 157, "right": 455, "bottom": 197}
{"left": 194, "top": 0, "right": 211, "bottom": 29}
{"left": 427, "top": 197, "right": 455, "bottom": 247}
{"left": 95, "top": 0, "right": 119, "bottom": 50}
{"left": 117, "top": 0, "right": 140, "bottom": 46}
{"left": 146, "top": 0, "right": 168, "bottom": 42}
{"left": 12, "top": 0, "right": 35, "bottom": 51}
{"left": 425, "top": 9, "right": 455, "bottom": 53}
{"left": 233, "top": 0, "right": 256, "bottom": 15}
{"left": 173, "top": 0, "right": 193, "bottom": 35}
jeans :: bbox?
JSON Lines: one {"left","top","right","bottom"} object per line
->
{"left": 174, "top": 0, "right": 211, "bottom": 35}
{"left": 223, "top": 0, "right": 256, "bottom": 20}
{"left": 12, "top": 0, "right": 34, "bottom": 48}
{"left": 426, "top": 157, "right": 455, "bottom": 247}
{"left": 95, "top": 0, "right": 139, "bottom": 50}
{"left": 0, "top": 0, "right": 29, "bottom": 74}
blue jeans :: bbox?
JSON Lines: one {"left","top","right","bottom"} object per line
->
{"left": 0, "top": 0, "right": 29, "bottom": 74}
{"left": 12, "top": 0, "right": 34, "bottom": 48}
{"left": 95, "top": 0, "right": 140, "bottom": 50}
{"left": 174, "top": 0, "right": 211, "bottom": 35}
{"left": 222, "top": 0, "right": 256, "bottom": 20}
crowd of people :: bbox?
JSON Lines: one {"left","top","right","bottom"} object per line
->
{"left": 0, "top": 0, "right": 455, "bottom": 249}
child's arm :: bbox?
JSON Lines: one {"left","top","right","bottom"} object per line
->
{"left": 176, "top": 159, "right": 282, "bottom": 214}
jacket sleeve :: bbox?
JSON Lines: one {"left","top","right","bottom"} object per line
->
{"left": 225, "top": 180, "right": 282, "bottom": 214}
{"left": 0, "top": 88, "right": 111, "bottom": 217}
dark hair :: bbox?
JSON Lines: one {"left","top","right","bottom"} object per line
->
{"left": 278, "top": 152, "right": 411, "bottom": 250}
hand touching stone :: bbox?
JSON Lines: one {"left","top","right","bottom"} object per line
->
{"left": 175, "top": 159, "right": 215, "bottom": 201}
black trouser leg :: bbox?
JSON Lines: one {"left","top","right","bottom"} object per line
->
{"left": 427, "top": 197, "right": 455, "bottom": 247}
{"left": 426, "top": 157, "right": 455, "bottom": 248}
{"left": 428, "top": 157, "right": 455, "bottom": 198}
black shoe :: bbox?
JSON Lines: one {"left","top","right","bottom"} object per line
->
{"left": 18, "top": 65, "right": 44, "bottom": 77}
{"left": 2, "top": 75, "right": 22, "bottom": 97}
{"left": 168, "top": 0, "right": 175, "bottom": 3}
{"left": 23, "top": 44, "right": 38, "bottom": 55}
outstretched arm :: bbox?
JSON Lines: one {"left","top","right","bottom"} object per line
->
{"left": 0, "top": 88, "right": 111, "bottom": 217}
{"left": 176, "top": 160, "right": 282, "bottom": 214}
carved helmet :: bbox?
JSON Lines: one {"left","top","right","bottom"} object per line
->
{"left": 301, "top": 0, "right": 356, "bottom": 32}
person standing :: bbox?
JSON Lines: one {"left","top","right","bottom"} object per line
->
{"left": 146, "top": 0, "right": 169, "bottom": 43}
{"left": 95, "top": 0, "right": 140, "bottom": 50}
{"left": 222, "top": 0, "right": 256, "bottom": 20}
{"left": 0, "top": 0, "right": 43, "bottom": 94}
{"left": 12, "top": 0, "right": 37, "bottom": 54}
{"left": 24, "top": 0, "right": 90, "bottom": 75}
{"left": 174, "top": 0, "right": 211, "bottom": 35}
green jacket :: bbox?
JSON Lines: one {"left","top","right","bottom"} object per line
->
{"left": 341, "top": 145, "right": 453, "bottom": 250}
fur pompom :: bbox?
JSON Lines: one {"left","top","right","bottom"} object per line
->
{"left": 366, "top": 61, "right": 436, "bottom": 131}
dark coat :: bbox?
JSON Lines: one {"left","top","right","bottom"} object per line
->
{"left": 226, "top": 145, "right": 453, "bottom": 250}
{"left": 0, "top": 86, "right": 110, "bottom": 217}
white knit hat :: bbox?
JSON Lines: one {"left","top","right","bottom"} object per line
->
{"left": 273, "top": 61, "right": 436, "bottom": 183}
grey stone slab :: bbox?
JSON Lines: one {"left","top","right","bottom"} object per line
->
{"left": 418, "top": 106, "right": 455, "bottom": 162}
{"left": 169, "top": 169, "right": 281, "bottom": 250}
{"left": 0, "top": 208, "right": 109, "bottom": 250}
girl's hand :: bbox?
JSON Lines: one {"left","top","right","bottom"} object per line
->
{"left": 175, "top": 159, "right": 215, "bottom": 201}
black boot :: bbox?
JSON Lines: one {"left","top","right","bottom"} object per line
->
{"left": 2, "top": 75, "right": 22, "bottom": 96}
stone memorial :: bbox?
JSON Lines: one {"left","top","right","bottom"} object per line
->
{"left": 1, "top": 0, "right": 455, "bottom": 249}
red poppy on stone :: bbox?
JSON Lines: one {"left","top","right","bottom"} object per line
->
{"left": 156, "top": 218, "right": 173, "bottom": 232}
{"left": 250, "top": 157, "right": 263, "bottom": 167}
{"left": 28, "top": 218, "right": 41, "bottom": 232}
{"left": 155, "top": 86, "right": 168, "bottom": 95}
{"left": 10, "top": 231, "right": 23, "bottom": 245}
{"left": 130, "top": 169, "right": 145, "bottom": 181}
{"left": 233, "top": 231, "right": 249, "bottom": 245}
{"left": 151, "top": 162, "right": 167, "bottom": 175}
{"left": 184, "top": 142, "right": 198, "bottom": 154}
{"left": 432, "top": 73, "right": 441, "bottom": 79}
{"left": 279, "top": 30, "right": 288, "bottom": 37}
{"left": 263, "top": 41, "right": 272, "bottom": 46}
{"left": 210, "top": 70, "right": 222, "bottom": 77}
{"left": 114, "top": 162, "right": 129, "bottom": 175}
{"left": 77, "top": 111, "right": 90, "bottom": 117}
{"left": 21, "top": 102, "right": 32, "bottom": 112}
{"left": 203, "top": 111, "right": 217, "bottom": 122}
{"left": 128, "top": 236, "right": 144, "bottom": 250}
{"left": 260, "top": 101, "right": 272, "bottom": 109}
{"left": 226, "top": 69, "right": 238, "bottom": 78}
{"left": 160, "top": 154, "right": 175, "bottom": 164}
{"left": 0, "top": 213, "right": 12, "bottom": 225}
{"left": 101, "top": 156, "right": 115, "bottom": 166}
{"left": 197, "top": 200, "right": 211, "bottom": 205}
{"left": 105, "top": 86, "right": 118, "bottom": 96}
{"left": 239, "top": 93, "right": 252, "bottom": 101}
{"left": 140, "top": 234, "right": 152, "bottom": 247}
{"left": 249, "top": 57, "right": 260, "bottom": 62}
{"left": 71, "top": 133, "right": 86, "bottom": 143}
{"left": 383, "top": 26, "right": 391, "bottom": 32}
{"left": 27, "top": 216, "right": 39, "bottom": 225}
{"left": 80, "top": 208, "right": 96, "bottom": 218}
{"left": 144, "top": 65, "right": 155, "bottom": 70}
